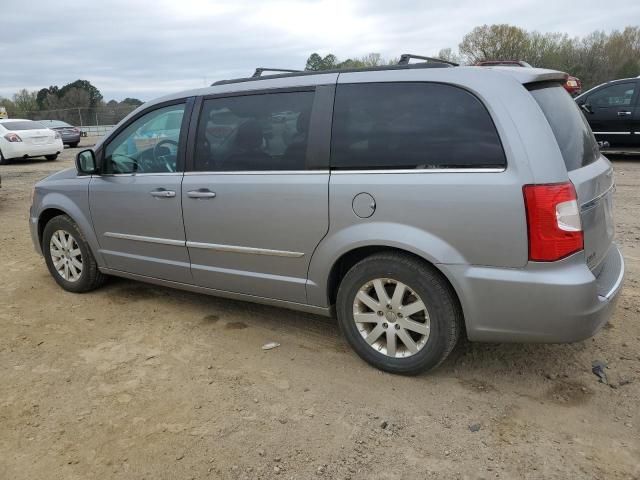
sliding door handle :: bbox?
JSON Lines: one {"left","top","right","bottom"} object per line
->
{"left": 187, "top": 189, "right": 216, "bottom": 199}
{"left": 150, "top": 189, "right": 176, "bottom": 198}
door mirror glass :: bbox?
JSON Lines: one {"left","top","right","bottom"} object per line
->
{"left": 76, "top": 149, "right": 97, "bottom": 174}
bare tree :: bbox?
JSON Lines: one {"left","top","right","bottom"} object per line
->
{"left": 459, "top": 24, "right": 530, "bottom": 64}
{"left": 437, "top": 48, "right": 460, "bottom": 64}
{"left": 12, "top": 89, "right": 38, "bottom": 114}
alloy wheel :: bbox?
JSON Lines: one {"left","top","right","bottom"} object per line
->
{"left": 49, "top": 230, "right": 83, "bottom": 282}
{"left": 353, "top": 278, "right": 430, "bottom": 358}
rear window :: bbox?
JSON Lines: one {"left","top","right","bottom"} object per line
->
{"left": 529, "top": 84, "right": 599, "bottom": 171}
{"left": 331, "top": 83, "right": 506, "bottom": 170}
{"left": 1, "top": 121, "right": 45, "bottom": 131}
{"left": 40, "top": 120, "right": 71, "bottom": 128}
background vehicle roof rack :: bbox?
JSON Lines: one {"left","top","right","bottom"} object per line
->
{"left": 398, "top": 54, "right": 458, "bottom": 67}
{"left": 252, "top": 68, "right": 302, "bottom": 78}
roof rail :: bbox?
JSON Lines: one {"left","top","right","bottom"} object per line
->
{"left": 252, "top": 68, "right": 302, "bottom": 78}
{"left": 398, "top": 54, "right": 458, "bottom": 67}
{"left": 211, "top": 60, "right": 454, "bottom": 86}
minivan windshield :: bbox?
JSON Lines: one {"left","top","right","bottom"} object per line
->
{"left": 529, "top": 84, "right": 599, "bottom": 171}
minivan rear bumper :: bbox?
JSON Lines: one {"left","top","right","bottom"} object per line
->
{"left": 444, "top": 245, "right": 624, "bottom": 343}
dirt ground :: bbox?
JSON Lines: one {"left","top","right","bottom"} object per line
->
{"left": 1, "top": 142, "right": 639, "bottom": 480}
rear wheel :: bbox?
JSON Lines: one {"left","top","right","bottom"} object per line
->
{"left": 0, "top": 149, "right": 8, "bottom": 165}
{"left": 69, "top": 142, "right": 79, "bottom": 148}
{"left": 336, "top": 252, "right": 461, "bottom": 375}
{"left": 42, "top": 215, "right": 106, "bottom": 293}
{"left": 45, "top": 154, "right": 58, "bottom": 161}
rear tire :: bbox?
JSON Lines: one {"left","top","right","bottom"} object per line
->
{"left": 69, "top": 142, "right": 79, "bottom": 148}
{"left": 42, "top": 215, "right": 106, "bottom": 293}
{"left": 0, "top": 149, "right": 8, "bottom": 165}
{"left": 336, "top": 252, "right": 461, "bottom": 375}
{"left": 45, "top": 154, "right": 58, "bottom": 161}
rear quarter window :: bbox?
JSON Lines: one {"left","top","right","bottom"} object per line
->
{"left": 331, "top": 82, "right": 506, "bottom": 170}
{"left": 529, "top": 84, "right": 599, "bottom": 171}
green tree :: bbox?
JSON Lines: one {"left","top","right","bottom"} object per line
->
{"left": 121, "top": 98, "right": 144, "bottom": 107}
{"left": 59, "top": 80, "right": 103, "bottom": 108}
{"left": 305, "top": 52, "right": 397, "bottom": 71}
{"left": 305, "top": 53, "right": 338, "bottom": 71}
{"left": 36, "top": 86, "right": 59, "bottom": 109}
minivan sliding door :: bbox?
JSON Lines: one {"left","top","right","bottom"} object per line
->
{"left": 182, "top": 86, "right": 334, "bottom": 303}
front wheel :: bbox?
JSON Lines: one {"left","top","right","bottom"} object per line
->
{"left": 42, "top": 215, "right": 106, "bottom": 293}
{"left": 336, "top": 252, "right": 462, "bottom": 375}
{"left": 45, "top": 154, "right": 58, "bottom": 161}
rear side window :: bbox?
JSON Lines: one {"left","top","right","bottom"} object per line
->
{"left": 529, "top": 84, "right": 599, "bottom": 171}
{"left": 193, "top": 91, "right": 314, "bottom": 171}
{"left": 331, "top": 83, "right": 506, "bottom": 170}
{"left": 1, "top": 121, "right": 45, "bottom": 131}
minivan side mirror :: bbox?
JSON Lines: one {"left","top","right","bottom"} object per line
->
{"left": 76, "top": 149, "right": 98, "bottom": 175}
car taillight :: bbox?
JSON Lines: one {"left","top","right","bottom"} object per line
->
{"left": 4, "top": 132, "right": 22, "bottom": 142}
{"left": 523, "top": 182, "right": 583, "bottom": 261}
{"left": 73, "top": 127, "right": 80, "bottom": 133}
{"left": 566, "top": 80, "right": 578, "bottom": 87}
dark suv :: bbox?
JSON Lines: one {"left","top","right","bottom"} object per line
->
{"left": 575, "top": 77, "right": 640, "bottom": 147}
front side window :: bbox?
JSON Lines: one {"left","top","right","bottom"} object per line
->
{"left": 588, "top": 83, "right": 636, "bottom": 107}
{"left": 193, "top": 91, "right": 314, "bottom": 171}
{"left": 331, "top": 83, "right": 506, "bottom": 170}
{"left": 104, "top": 104, "right": 185, "bottom": 174}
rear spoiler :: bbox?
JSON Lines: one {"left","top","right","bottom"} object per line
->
{"left": 483, "top": 66, "right": 568, "bottom": 85}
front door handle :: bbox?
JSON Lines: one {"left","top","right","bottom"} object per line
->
{"left": 150, "top": 189, "right": 176, "bottom": 198}
{"left": 617, "top": 111, "right": 632, "bottom": 116}
{"left": 187, "top": 189, "right": 216, "bottom": 199}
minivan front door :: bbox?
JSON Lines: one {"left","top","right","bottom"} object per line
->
{"left": 182, "top": 88, "right": 333, "bottom": 303}
{"left": 89, "top": 101, "right": 192, "bottom": 283}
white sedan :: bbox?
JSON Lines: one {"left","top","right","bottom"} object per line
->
{"left": 0, "top": 119, "right": 64, "bottom": 164}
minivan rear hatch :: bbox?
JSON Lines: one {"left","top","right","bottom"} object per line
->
{"left": 529, "top": 83, "right": 615, "bottom": 273}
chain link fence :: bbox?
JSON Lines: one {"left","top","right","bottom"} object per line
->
{"left": 16, "top": 105, "right": 138, "bottom": 137}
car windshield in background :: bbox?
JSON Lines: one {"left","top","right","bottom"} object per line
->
{"left": 41, "top": 120, "right": 72, "bottom": 128}
{"left": 529, "top": 84, "right": 599, "bottom": 171}
{"left": 1, "top": 121, "right": 46, "bottom": 131}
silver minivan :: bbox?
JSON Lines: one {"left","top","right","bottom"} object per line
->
{"left": 29, "top": 58, "right": 624, "bottom": 374}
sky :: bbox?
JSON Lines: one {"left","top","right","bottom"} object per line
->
{"left": 1, "top": 0, "right": 638, "bottom": 101}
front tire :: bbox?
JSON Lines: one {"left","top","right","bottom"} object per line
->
{"left": 42, "top": 215, "right": 106, "bottom": 293}
{"left": 336, "top": 252, "right": 461, "bottom": 375}
{"left": 45, "top": 154, "right": 58, "bottom": 161}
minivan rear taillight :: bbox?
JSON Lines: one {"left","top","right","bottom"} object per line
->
{"left": 523, "top": 182, "right": 583, "bottom": 261}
